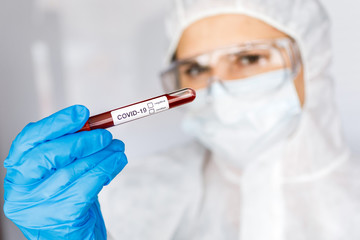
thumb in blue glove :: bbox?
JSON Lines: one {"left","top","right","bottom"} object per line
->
{"left": 3, "top": 105, "right": 128, "bottom": 240}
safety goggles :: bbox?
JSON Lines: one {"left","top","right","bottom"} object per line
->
{"left": 160, "top": 38, "right": 301, "bottom": 93}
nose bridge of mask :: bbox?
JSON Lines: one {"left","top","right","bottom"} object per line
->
{"left": 209, "top": 81, "right": 249, "bottom": 125}
{"left": 208, "top": 79, "right": 227, "bottom": 96}
{"left": 224, "top": 69, "right": 290, "bottom": 94}
{"left": 208, "top": 69, "right": 295, "bottom": 125}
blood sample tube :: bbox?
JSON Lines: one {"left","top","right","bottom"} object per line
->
{"left": 79, "top": 88, "right": 196, "bottom": 132}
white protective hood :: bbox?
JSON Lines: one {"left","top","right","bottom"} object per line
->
{"left": 100, "top": 0, "right": 360, "bottom": 239}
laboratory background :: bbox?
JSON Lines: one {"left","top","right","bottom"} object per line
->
{"left": 0, "top": 0, "right": 359, "bottom": 239}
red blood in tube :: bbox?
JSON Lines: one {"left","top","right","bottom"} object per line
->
{"left": 78, "top": 88, "right": 196, "bottom": 132}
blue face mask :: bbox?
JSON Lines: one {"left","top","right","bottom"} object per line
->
{"left": 182, "top": 69, "right": 302, "bottom": 169}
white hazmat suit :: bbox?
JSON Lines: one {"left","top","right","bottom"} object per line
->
{"left": 100, "top": 0, "right": 360, "bottom": 239}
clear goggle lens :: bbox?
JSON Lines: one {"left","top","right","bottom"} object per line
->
{"left": 161, "top": 38, "right": 301, "bottom": 93}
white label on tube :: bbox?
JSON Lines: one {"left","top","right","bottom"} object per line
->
{"left": 111, "top": 96, "right": 169, "bottom": 125}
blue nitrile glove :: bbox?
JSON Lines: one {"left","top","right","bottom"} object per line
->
{"left": 3, "top": 105, "right": 127, "bottom": 240}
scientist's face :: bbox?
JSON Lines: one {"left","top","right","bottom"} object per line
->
{"left": 175, "top": 14, "right": 305, "bottom": 106}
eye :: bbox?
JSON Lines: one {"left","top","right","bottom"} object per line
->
{"left": 237, "top": 54, "right": 262, "bottom": 66}
{"left": 184, "top": 63, "right": 210, "bottom": 78}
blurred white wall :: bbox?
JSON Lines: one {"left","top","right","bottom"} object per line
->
{"left": 0, "top": 0, "right": 359, "bottom": 239}
{"left": 322, "top": 1, "right": 360, "bottom": 153}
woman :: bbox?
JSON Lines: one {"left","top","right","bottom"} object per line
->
{"left": 102, "top": 0, "right": 359, "bottom": 239}
{"left": 4, "top": 0, "right": 359, "bottom": 239}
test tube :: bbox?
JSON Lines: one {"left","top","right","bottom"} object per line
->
{"left": 78, "top": 88, "right": 196, "bottom": 132}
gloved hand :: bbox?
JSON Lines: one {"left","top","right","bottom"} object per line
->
{"left": 3, "top": 105, "right": 127, "bottom": 240}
